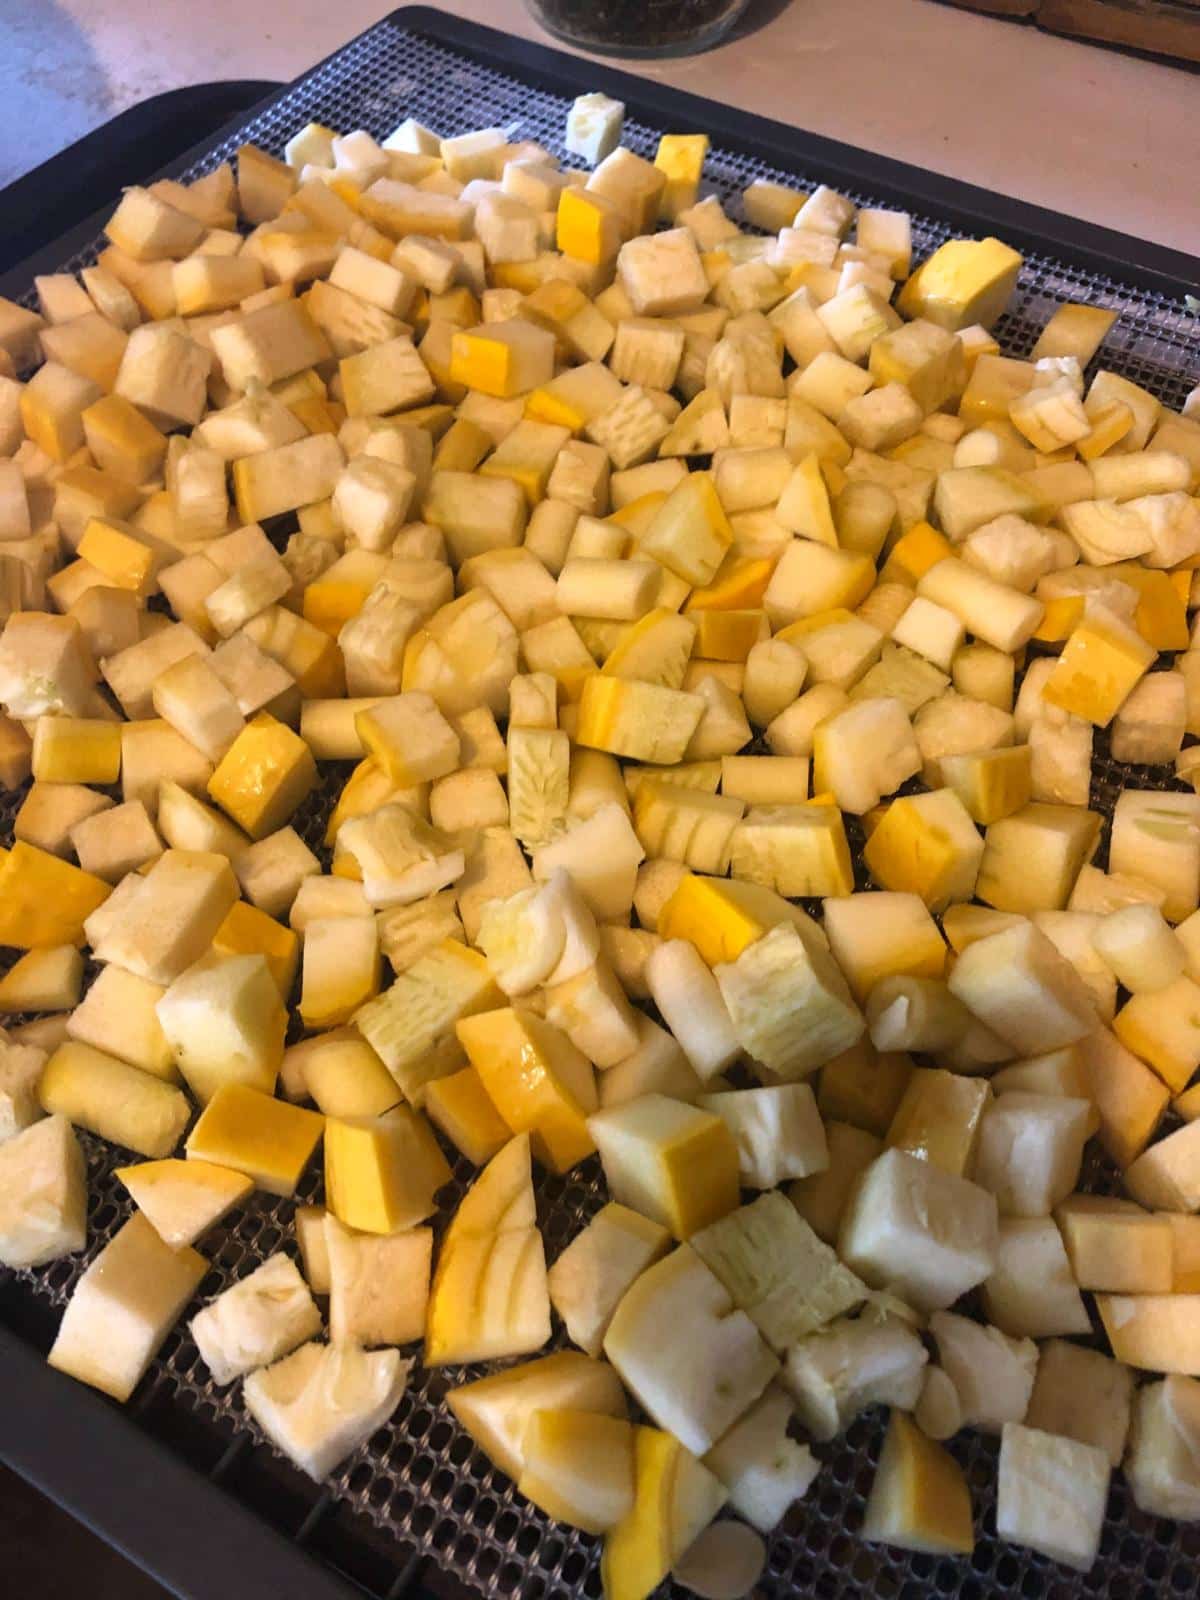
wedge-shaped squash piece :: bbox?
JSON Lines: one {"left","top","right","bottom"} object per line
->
{"left": 0, "top": 945, "right": 83, "bottom": 1014}
{"left": 602, "top": 1426, "right": 727, "bottom": 1600}
{"left": 604, "top": 1243, "right": 778, "bottom": 1457}
{"left": 861, "top": 1409, "right": 974, "bottom": 1555}
{"left": 115, "top": 1157, "right": 252, "bottom": 1249}
{"left": 243, "top": 1340, "right": 411, "bottom": 1481}
{"left": 448, "top": 1349, "right": 627, "bottom": 1480}
{"left": 518, "top": 1409, "right": 637, "bottom": 1535}
{"left": 48, "top": 1212, "right": 205, "bottom": 1402}
{"left": 425, "top": 1224, "right": 551, "bottom": 1366}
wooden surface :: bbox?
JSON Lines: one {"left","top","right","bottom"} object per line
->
{"left": 944, "top": 0, "right": 1200, "bottom": 61}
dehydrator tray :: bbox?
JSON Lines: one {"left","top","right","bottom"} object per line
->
{"left": 2, "top": 8, "right": 1200, "bottom": 1599}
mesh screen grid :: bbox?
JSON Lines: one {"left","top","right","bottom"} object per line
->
{"left": 5, "top": 15, "right": 1200, "bottom": 1599}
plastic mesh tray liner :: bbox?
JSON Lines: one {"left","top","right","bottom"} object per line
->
{"left": 5, "top": 13, "right": 1200, "bottom": 1600}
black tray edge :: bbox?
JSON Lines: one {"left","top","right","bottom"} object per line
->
{"left": 0, "top": 1324, "right": 361, "bottom": 1600}
{"left": 1, "top": 4, "right": 1197, "bottom": 304}
{"left": 0, "top": 82, "right": 281, "bottom": 277}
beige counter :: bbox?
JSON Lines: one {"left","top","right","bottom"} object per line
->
{"left": 3, "top": 0, "right": 1197, "bottom": 256}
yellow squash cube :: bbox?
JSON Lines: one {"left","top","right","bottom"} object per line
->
{"left": 576, "top": 677, "right": 704, "bottom": 765}
{"left": 587, "top": 1093, "right": 739, "bottom": 1239}
{"left": 76, "top": 518, "right": 161, "bottom": 597}
{"left": 0, "top": 842, "right": 110, "bottom": 949}
{"left": 897, "top": 236, "right": 1022, "bottom": 331}
{"left": 886, "top": 1067, "right": 990, "bottom": 1177}
{"left": 244, "top": 606, "right": 346, "bottom": 698}
{"left": 879, "top": 521, "right": 955, "bottom": 587}
{"left": 457, "top": 1007, "right": 597, "bottom": 1175}
{"left": 207, "top": 712, "right": 317, "bottom": 840}
{"left": 324, "top": 1106, "right": 452, "bottom": 1233}
{"left": 31, "top": 716, "right": 122, "bottom": 786}
{"left": 940, "top": 745, "right": 1032, "bottom": 826}
{"left": 654, "top": 134, "right": 709, "bottom": 220}
{"left": 1041, "top": 609, "right": 1155, "bottom": 728}
{"left": 211, "top": 900, "right": 300, "bottom": 996}
{"left": 81, "top": 394, "right": 168, "bottom": 485}
{"left": 449, "top": 320, "right": 555, "bottom": 398}
{"left": 863, "top": 789, "right": 983, "bottom": 912}
{"left": 818, "top": 1039, "right": 914, "bottom": 1138}
{"left": 355, "top": 692, "right": 459, "bottom": 785}
{"left": 186, "top": 1082, "right": 324, "bottom": 1196}
{"left": 730, "top": 803, "right": 856, "bottom": 898}
{"left": 657, "top": 873, "right": 804, "bottom": 968}
{"left": 822, "top": 891, "right": 947, "bottom": 1003}
{"left": 425, "top": 1065, "right": 511, "bottom": 1165}
{"left": 557, "top": 187, "right": 624, "bottom": 264}
{"left": 639, "top": 471, "right": 733, "bottom": 587}
{"left": 298, "top": 915, "right": 381, "bottom": 1029}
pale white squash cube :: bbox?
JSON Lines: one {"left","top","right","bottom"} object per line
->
{"left": 243, "top": 1340, "right": 411, "bottom": 1480}
{"left": 191, "top": 1253, "right": 321, "bottom": 1384}
{"left": 997, "top": 1423, "right": 1109, "bottom": 1572}
{"left": 0, "top": 1115, "right": 86, "bottom": 1268}
{"left": 326, "top": 1214, "right": 432, "bottom": 1347}
{"left": 983, "top": 1216, "right": 1090, "bottom": 1339}
{"left": 837, "top": 1148, "right": 998, "bottom": 1312}
{"left": 697, "top": 1084, "right": 828, "bottom": 1189}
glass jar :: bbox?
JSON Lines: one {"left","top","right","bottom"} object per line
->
{"left": 526, "top": 0, "right": 751, "bottom": 58}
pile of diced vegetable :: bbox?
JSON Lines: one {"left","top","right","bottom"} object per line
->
{"left": 2, "top": 81, "right": 1200, "bottom": 1600}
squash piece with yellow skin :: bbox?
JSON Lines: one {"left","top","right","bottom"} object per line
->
{"left": 185, "top": 1083, "right": 324, "bottom": 1196}
{"left": 0, "top": 842, "right": 110, "bottom": 949}
{"left": 457, "top": 1007, "right": 596, "bottom": 1175}
{"left": 861, "top": 1409, "right": 974, "bottom": 1554}
{"left": 115, "top": 1158, "right": 253, "bottom": 1249}
{"left": 207, "top": 713, "right": 317, "bottom": 840}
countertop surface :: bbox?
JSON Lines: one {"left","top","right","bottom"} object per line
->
{"left": 3, "top": 0, "right": 1198, "bottom": 257}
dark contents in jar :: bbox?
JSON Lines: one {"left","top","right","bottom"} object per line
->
{"left": 531, "top": 0, "right": 747, "bottom": 51}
